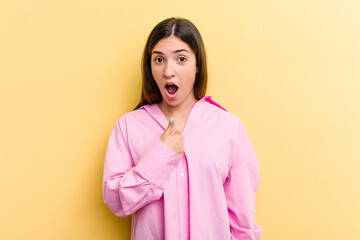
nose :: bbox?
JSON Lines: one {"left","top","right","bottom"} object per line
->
{"left": 163, "top": 61, "right": 175, "bottom": 79}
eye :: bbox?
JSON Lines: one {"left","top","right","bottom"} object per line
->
{"left": 154, "top": 57, "right": 164, "bottom": 63}
{"left": 178, "top": 56, "right": 187, "bottom": 62}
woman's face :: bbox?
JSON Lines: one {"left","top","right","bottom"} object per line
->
{"left": 151, "top": 36, "right": 197, "bottom": 108}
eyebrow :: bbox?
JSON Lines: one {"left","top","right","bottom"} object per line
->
{"left": 152, "top": 49, "right": 190, "bottom": 55}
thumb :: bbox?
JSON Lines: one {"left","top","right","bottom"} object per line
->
{"left": 164, "top": 117, "right": 175, "bottom": 136}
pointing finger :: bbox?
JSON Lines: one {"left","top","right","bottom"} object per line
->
{"left": 164, "top": 117, "right": 175, "bottom": 136}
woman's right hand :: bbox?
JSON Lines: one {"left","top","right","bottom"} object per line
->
{"left": 160, "top": 118, "right": 184, "bottom": 157}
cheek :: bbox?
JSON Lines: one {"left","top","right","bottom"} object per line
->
{"left": 151, "top": 66, "right": 162, "bottom": 83}
{"left": 185, "top": 66, "right": 197, "bottom": 84}
{"left": 150, "top": 69, "right": 161, "bottom": 89}
{"left": 150, "top": 65, "right": 157, "bottom": 78}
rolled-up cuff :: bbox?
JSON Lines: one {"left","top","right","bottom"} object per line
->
{"left": 134, "top": 138, "right": 182, "bottom": 187}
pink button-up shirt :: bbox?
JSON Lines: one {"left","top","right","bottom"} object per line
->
{"left": 103, "top": 96, "right": 262, "bottom": 240}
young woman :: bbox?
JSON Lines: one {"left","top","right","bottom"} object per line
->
{"left": 102, "top": 17, "right": 262, "bottom": 240}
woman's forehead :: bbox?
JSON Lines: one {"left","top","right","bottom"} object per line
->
{"left": 152, "top": 36, "right": 193, "bottom": 54}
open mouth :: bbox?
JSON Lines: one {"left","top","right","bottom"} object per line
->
{"left": 165, "top": 83, "right": 178, "bottom": 95}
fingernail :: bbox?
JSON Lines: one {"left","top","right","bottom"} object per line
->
{"left": 169, "top": 117, "right": 174, "bottom": 123}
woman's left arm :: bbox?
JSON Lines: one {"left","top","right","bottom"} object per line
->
{"left": 224, "top": 120, "right": 262, "bottom": 240}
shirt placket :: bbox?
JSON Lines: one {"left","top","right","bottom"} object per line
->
{"left": 176, "top": 153, "right": 190, "bottom": 239}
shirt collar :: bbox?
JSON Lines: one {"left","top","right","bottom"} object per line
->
{"left": 140, "top": 95, "right": 227, "bottom": 131}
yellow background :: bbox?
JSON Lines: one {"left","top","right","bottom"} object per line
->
{"left": 1, "top": 0, "right": 359, "bottom": 239}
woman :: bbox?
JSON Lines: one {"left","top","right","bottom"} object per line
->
{"left": 102, "top": 17, "right": 262, "bottom": 240}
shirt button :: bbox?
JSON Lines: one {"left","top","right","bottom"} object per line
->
{"left": 182, "top": 203, "right": 186, "bottom": 208}
{"left": 170, "top": 165, "right": 174, "bottom": 169}
{"left": 184, "top": 234, "right": 188, "bottom": 239}
{"left": 180, "top": 172, "right": 185, "bottom": 177}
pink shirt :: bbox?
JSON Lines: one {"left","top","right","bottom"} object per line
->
{"left": 102, "top": 96, "right": 262, "bottom": 240}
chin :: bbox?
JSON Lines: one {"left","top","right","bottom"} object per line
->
{"left": 164, "top": 99, "right": 180, "bottom": 106}
{"left": 162, "top": 96, "right": 182, "bottom": 106}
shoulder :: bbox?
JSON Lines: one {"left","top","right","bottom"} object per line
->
{"left": 203, "top": 96, "right": 244, "bottom": 128}
{"left": 114, "top": 105, "right": 151, "bottom": 129}
{"left": 122, "top": 107, "right": 148, "bottom": 120}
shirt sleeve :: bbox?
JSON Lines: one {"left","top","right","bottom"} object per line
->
{"left": 102, "top": 115, "right": 182, "bottom": 218}
{"left": 224, "top": 119, "right": 262, "bottom": 240}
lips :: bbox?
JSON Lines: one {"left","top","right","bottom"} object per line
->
{"left": 165, "top": 82, "right": 178, "bottom": 96}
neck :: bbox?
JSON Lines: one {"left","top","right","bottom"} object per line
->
{"left": 158, "top": 94, "right": 198, "bottom": 119}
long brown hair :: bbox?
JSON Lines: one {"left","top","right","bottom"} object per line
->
{"left": 133, "top": 17, "right": 208, "bottom": 110}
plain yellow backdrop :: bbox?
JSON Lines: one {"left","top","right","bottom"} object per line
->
{"left": 1, "top": 0, "right": 359, "bottom": 239}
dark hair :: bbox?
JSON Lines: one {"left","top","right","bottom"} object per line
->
{"left": 133, "top": 17, "right": 208, "bottom": 110}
